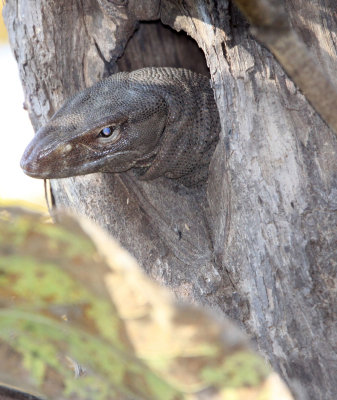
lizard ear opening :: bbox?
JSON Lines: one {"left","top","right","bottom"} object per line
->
{"left": 117, "top": 21, "right": 209, "bottom": 77}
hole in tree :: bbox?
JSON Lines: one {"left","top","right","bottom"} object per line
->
{"left": 117, "top": 21, "right": 209, "bottom": 77}
{"left": 116, "top": 21, "right": 218, "bottom": 192}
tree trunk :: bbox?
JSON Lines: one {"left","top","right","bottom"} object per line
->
{"left": 3, "top": 1, "right": 337, "bottom": 399}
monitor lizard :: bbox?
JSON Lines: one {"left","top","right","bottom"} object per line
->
{"left": 21, "top": 67, "right": 220, "bottom": 187}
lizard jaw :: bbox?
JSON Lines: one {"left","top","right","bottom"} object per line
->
{"left": 20, "top": 143, "right": 144, "bottom": 179}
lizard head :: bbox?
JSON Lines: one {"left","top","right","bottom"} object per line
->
{"left": 21, "top": 73, "right": 168, "bottom": 179}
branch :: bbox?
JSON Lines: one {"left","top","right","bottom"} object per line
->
{"left": 234, "top": 0, "right": 337, "bottom": 135}
{"left": 0, "top": 206, "right": 294, "bottom": 400}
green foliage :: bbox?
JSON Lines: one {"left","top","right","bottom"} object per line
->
{"left": 0, "top": 207, "right": 289, "bottom": 400}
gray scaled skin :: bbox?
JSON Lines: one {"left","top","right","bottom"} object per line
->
{"left": 21, "top": 67, "right": 220, "bottom": 187}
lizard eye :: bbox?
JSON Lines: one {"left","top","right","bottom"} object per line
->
{"left": 98, "top": 126, "right": 121, "bottom": 142}
{"left": 99, "top": 126, "right": 114, "bottom": 137}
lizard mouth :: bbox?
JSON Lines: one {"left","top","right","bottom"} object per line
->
{"left": 21, "top": 148, "right": 142, "bottom": 179}
{"left": 21, "top": 168, "right": 47, "bottom": 178}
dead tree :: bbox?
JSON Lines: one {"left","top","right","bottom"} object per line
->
{"left": 4, "top": 1, "right": 337, "bottom": 399}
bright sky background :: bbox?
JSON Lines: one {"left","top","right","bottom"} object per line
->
{"left": 0, "top": 7, "right": 45, "bottom": 209}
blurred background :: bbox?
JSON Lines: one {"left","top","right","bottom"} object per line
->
{"left": 0, "top": 3, "right": 45, "bottom": 209}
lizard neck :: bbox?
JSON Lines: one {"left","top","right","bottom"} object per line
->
{"left": 139, "top": 69, "right": 220, "bottom": 186}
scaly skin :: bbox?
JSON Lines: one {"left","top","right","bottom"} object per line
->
{"left": 21, "top": 67, "right": 220, "bottom": 186}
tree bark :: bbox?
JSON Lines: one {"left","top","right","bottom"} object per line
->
{"left": 3, "top": 1, "right": 337, "bottom": 399}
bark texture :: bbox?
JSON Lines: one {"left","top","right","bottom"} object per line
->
{"left": 3, "top": 1, "right": 337, "bottom": 399}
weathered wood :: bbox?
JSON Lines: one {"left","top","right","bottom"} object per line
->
{"left": 3, "top": 0, "right": 337, "bottom": 399}
{"left": 0, "top": 385, "right": 41, "bottom": 400}
{"left": 233, "top": 0, "right": 337, "bottom": 135}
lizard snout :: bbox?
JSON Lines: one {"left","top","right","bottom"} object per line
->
{"left": 20, "top": 138, "right": 45, "bottom": 178}
{"left": 21, "top": 128, "right": 88, "bottom": 179}
{"left": 20, "top": 132, "right": 57, "bottom": 179}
